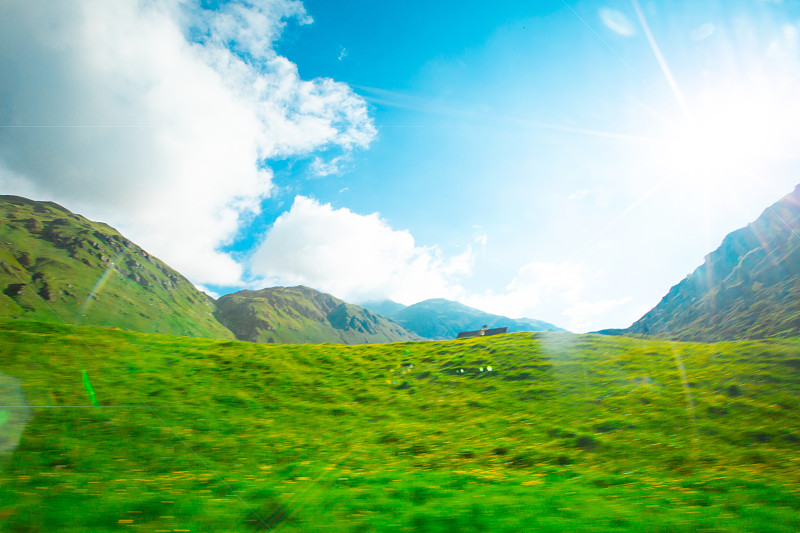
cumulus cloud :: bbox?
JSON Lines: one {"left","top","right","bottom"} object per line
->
{"left": 464, "top": 262, "right": 587, "bottom": 320}
{"left": 194, "top": 284, "right": 221, "bottom": 300}
{"left": 562, "top": 297, "right": 632, "bottom": 332}
{"left": 0, "top": 0, "right": 375, "bottom": 285}
{"left": 249, "top": 196, "right": 472, "bottom": 303}
{"left": 462, "top": 261, "right": 631, "bottom": 332}
{"left": 599, "top": 7, "right": 636, "bottom": 37}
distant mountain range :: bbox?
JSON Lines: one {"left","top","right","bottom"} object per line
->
{"left": 360, "top": 298, "right": 408, "bottom": 319}
{"left": 361, "top": 298, "right": 564, "bottom": 340}
{"left": 215, "top": 286, "right": 421, "bottom": 344}
{"left": 7, "top": 184, "right": 799, "bottom": 346}
{"left": 603, "top": 184, "right": 800, "bottom": 341}
{"left": 0, "top": 196, "right": 418, "bottom": 344}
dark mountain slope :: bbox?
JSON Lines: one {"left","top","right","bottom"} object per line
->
{"left": 390, "top": 298, "right": 564, "bottom": 340}
{"left": 0, "top": 195, "right": 234, "bottom": 339}
{"left": 214, "top": 285, "right": 422, "bottom": 344}
{"left": 624, "top": 184, "right": 800, "bottom": 341}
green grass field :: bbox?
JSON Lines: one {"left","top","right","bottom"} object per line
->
{"left": 2, "top": 318, "right": 800, "bottom": 531}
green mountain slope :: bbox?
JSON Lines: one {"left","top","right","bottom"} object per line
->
{"left": 2, "top": 318, "right": 800, "bottom": 531}
{"left": 388, "top": 298, "right": 565, "bottom": 340}
{"left": 214, "top": 285, "right": 422, "bottom": 344}
{"left": 623, "top": 184, "right": 800, "bottom": 341}
{"left": 359, "top": 298, "right": 407, "bottom": 318}
{"left": 0, "top": 195, "right": 233, "bottom": 339}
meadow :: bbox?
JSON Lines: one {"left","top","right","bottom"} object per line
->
{"left": 1, "top": 318, "right": 800, "bottom": 531}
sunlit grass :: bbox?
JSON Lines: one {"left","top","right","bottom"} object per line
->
{"left": 1, "top": 318, "right": 800, "bottom": 531}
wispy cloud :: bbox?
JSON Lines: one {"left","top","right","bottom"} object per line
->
{"left": 461, "top": 260, "right": 634, "bottom": 332}
{"left": 355, "top": 85, "right": 661, "bottom": 144}
{"left": 691, "top": 23, "right": 716, "bottom": 41}
{"left": 309, "top": 155, "right": 351, "bottom": 177}
{"left": 568, "top": 189, "right": 590, "bottom": 201}
{"left": 563, "top": 297, "right": 632, "bottom": 332}
{"left": 463, "top": 261, "right": 586, "bottom": 328}
{"left": 598, "top": 7, "right": 636, "bottom": 37}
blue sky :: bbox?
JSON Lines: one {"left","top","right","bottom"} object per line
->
{"left": 2, "top": 0, "right": 800, "bottom": 331}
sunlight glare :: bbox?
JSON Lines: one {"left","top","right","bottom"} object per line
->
{"left": 660, "top": 79, "right": 794, "bottom": 191}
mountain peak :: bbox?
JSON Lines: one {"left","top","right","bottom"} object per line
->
{"left": 622, "top": 183, "right": 800, "bottom": 341}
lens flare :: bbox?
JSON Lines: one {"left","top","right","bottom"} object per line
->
{"left": 78, "top": 259, "right": 119, "bottom": 319}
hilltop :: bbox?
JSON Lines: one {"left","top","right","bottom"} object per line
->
{"left": 0, "top": 195, "right": 233, "bottom": 339}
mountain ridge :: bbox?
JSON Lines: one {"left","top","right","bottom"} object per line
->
{"left": 364, "top": 297, "right": 565, "bottom": 340}
{"left": 0, "top": 194, "right": 234, "bottom": 339}
{"left": 618, "top": 184, "right": 800, "bottom": 341}
{"left": 0, "top": 196, "right": 426, "bottom": 344}
{"left": 214, "top": 285, "right": 422, "bottom": 344}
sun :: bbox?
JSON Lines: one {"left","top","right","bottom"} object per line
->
{"left": 659, "top": 79, "right": 793, "bottom": 192}
{"left": 624, "top": 2, "right": 800, "bottom": 198}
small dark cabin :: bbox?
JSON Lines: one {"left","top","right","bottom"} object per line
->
{"left": 456, "top": 325, "right": 508, "bottom": 339}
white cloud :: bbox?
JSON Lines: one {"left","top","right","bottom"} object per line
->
{"left": 461, "top": 261, "right": 632, "bottom": 332}
{"left": 190, "top": 0, "right": 313, "bottom": 61}
{"left": 0, "top": 0, "right": 375, "bottom": 286}
{"left": 599, "top": 7, "right": 636, "bottom": 37}
{"left": 309, "top": 155, "right": 351, "bottom": 177}
{"left": 194, "top": 284, "right": 220, "bottom": 300}
{"left": 568, "top": 188, "right": 590, "bottom": 201}
{"left": 562, "top": 297, "right": 632, "bottom": 332}
{"left": 507, "top": 262, "right": 587, "bottom": 303}
{"left": 249, "top": 196, "right": 471, "bottom": 303}
{"left": 464, "top": 262, "right": 587, "bottom": 321}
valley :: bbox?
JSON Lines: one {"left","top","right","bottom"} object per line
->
{"left": 2, "top": 319, "right": 800, "bottom": 531}
{"left": 1, "top": 187, "right": 800, "bottom": 531}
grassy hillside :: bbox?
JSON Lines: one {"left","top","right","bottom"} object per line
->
{"left": 624, "top": 184, "right": 800, "bottom": 341}
{"left": 0, "top": 196, "right": 234, "bottom": 339}
{"left": 389, "top": 298, "right": 564, "bottom": 340}
{"left": 215, "top": 286, "right": 421, "bottom": 344}
{"left": 2, "top": 318, "right": 800, "bottom": 531}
